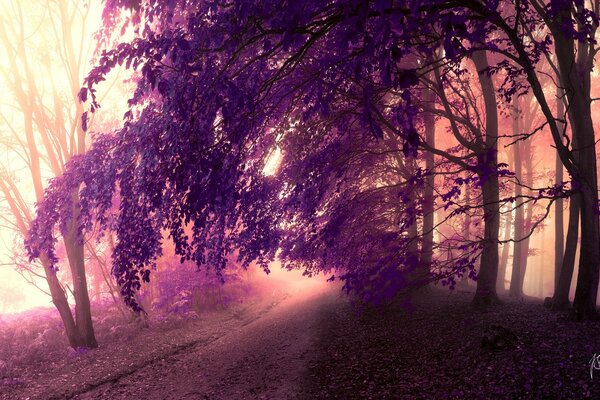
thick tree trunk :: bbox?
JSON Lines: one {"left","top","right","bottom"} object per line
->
{"left": 474, "top": 174, "right": 501, "bottom": 305}
{"left": 549, "top": 5, "right": 600, "bottom": 320}
{"left": 62, "top": 193, "right": 97, "bottom": 348}
{"left": 570, "top": 163, "right": 599, "bottom": 320}
{"left": 552, "top": 193, "right": 580, "bottom": 309}
{"left": 471, "top": 51, "right": 500, "bottom": 306}
{"left": 39, "top": 255, "right": 85, "bottom": 348}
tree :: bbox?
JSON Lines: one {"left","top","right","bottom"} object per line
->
{"left": 554, "top": 89, "right": 565, "bottom": 293}
{"left": 552, "top": 89, "right": 580, "bottom": 310}
{"left": 530, "top": 0, "right": 599, "bottom": 319}
{"left": 0, "top": 0, "right": 109, "bottom": 347}
{"left": 25, "top": 0, "right": 599, "bottom": 318}
{"left": 419, "top": 76, "right": 436, "bottom": 283}
{"left": 497, "top": 147, "right": 514, "bottom": 294}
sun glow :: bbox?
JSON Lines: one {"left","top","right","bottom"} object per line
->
{"left": 263, "top": 146, "right": 282, "bottom": 176}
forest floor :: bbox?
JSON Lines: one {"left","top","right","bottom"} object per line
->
{"left": 2, "top": 282, "right": 600, "bottom": 399}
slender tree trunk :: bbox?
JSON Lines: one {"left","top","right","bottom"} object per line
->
{"left": 553, "top": 193, "right": 580, "bottom": 309}
{"left": 407, "top": 217, "right": 419, "bottom": 269}
{"left": 471, "top": 51, "right": 500, "bottom": 306}
{"left": 554, "top": 90, "right": 565, "bottom": 292}
{"left": 539, "top": 222, "right": 546, "bottom": 297}
{"left": 498, "top": 146, "right": 514, "bottom": 294}
{"left": 510, "top": 108, "right": 524, "bottom": 298}
{"left": 89, "top": 245, "right": 130, "bottom": 320}
{"left": 406, "top": 158, "right": 421, "bottom": 277}
{"left": 498, "top": 207, "right": 513, "bottom": 293}
{"left": 518, "top": 140, "right": 534, "bottom": 295}
{"left": 462, "top": 184, "right": 472, "bottom": 287}
{"left": 419, "top": 82, "right": 436, "bottom": 283}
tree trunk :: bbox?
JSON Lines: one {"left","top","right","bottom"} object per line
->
{"left": 407, "top": 215, "right": 419, "bottom": 270}
{"left": 552, "top": 17, "right": 599, "bottom": 320}
{"left": 498, "top": 205, "right": 513, "bottom": 293}
{"left": 518, "top": 140, "right": 534, "bottom": 295}
{"left": 475, "top": 174, "right": 500, "bottom": 305}
{"left": 510, "top": 109, "right": 525, "bottom": 299}
{"left": 462, "top": 184, "right": 472, "bottom": 288}
{"left": 405, "top": 158, "right": 421, "bottom": 278}
{"left": 471, "top": 50, "right": 500, "bottom": 306}
{"left": 40, "top": 255, "right": 85, "bottom": 348}
{"left": 554, "top": 90, "right": 565, "bottom": 292}
{"left": 539, "top": 221, "right": 546, "bottom": 297}
{"left": 419, "top": 82, "right": 436, "bottom": 284}
{"left": 62, "top": 192, "right": 97, "bottom": 348}
{"left": 498, "top": 145, "right": 514, "bottom": 294}
{"left": 570, "top": 152, "right": 599, "bottom": 320}
{"left": 552, "top": 193, "right": 580, "bottom": 309}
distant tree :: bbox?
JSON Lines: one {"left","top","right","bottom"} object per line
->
{"left": 497, "top": 148, "right": 514, "bottom": 294}
{"left": 554, "top": 88, "right": 565, "bottom": 294}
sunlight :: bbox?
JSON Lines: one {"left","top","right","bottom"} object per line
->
{"left": 263, "top": 146, "right": 282, "bottom": 176}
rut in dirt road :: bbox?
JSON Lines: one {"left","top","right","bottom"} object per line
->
{"left": 74, "top": 281, "right": 343, "bottom": 400}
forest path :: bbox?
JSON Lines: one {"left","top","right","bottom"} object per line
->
{"left": 6, "top": 287, "right": 600, "bottom": 399}
{"left": 74, "top": 279, "right": 341, "bottom": 400}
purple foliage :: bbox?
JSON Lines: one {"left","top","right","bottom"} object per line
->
{"left": 26, "top": 0, "right": 593, "bottom": 309}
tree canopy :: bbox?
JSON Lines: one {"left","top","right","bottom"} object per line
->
{"left": 25, "top": 0, "right": 600, "bottom": 316}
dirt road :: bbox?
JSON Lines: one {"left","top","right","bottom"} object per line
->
{"left": 74, "top": 280, "right": 341, "bottom": 399}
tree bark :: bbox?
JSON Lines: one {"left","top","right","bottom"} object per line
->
{"left": 554, "top": 90, "right": 565, "bottom": 292}
{"left": 518, "top": 140, "right": 534, "bottom": 295}
{"left": 539, "top": 220, "right": 546, "bottom": 297}
{"left": 63, "top": 193, "right": 97, "bottom": 348}
{"left": 551, "top": 14, "right": 600, "bottom": 320}
{"left": 419, "top": 82, "right": 436, "bottom": 283}
{"left": 462, "top": 184, "right": 472, "bottom": 288}
{"left": 552, "top": 193, "right": 580, "bottom": 309}
{"left": 471, "top": 51, "right": 500, "bottom": 306}
{"left": 510, "top": 116, "right": 524, "bottom": 299}
{"left": 40, "top": 255, "right": 86, "bottom": 348}
{"left": 404, "top": 157, "right": 421, "bottom": 279}
{"left": 497, "top": 147, "right": 514, "bottom": 294}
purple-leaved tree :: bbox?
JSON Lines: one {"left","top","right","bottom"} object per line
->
{"left": 25, "top": 0, "right": 600, "bottom": 320}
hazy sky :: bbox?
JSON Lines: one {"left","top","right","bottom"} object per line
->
{"left": 0, "top": 0, "right": 113, "bottom": 313}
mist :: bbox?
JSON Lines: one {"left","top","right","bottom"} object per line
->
{"left": 2, "top": 1, "right": 600, "bottom": 399}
